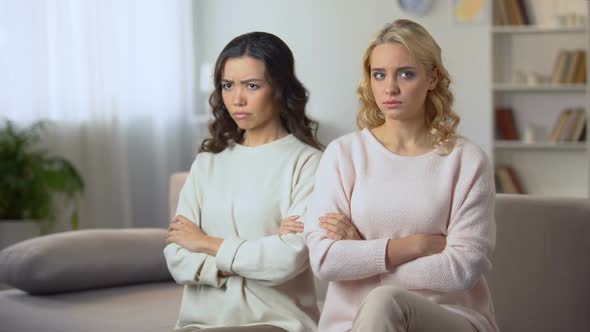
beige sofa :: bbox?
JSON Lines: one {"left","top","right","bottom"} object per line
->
{"left": 0, "top": 172, "right": 588, "bottom": 332}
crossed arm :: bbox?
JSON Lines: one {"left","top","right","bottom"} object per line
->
{"left": 304, "top": 144, "right": 494, "bottom": 291}
{"left": 166, "top": 214, "right": 305, "bottom": 280}
{"left": 164, "top": 153, "right": 320, "bottom": 287}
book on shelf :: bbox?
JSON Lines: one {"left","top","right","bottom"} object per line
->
{"left": 551, "top": 50, "right": 567, "bottom": 85}
{"left": 493, "top": 0, "right": 509, "bottom": 25}
{"left": 495, "top": 107, "right": 520, "bottom": 140}
{"left": 495, "top": 166, "right": 525, "bottom": 194}
{"left": 551, "top": 50, "right": 587, "bottom": 85}
{"left": 579, "top": 123, "right": 587, "bottom": 142}
{"left": 564, "top": 51, "right": 581, "bottom": 84}
{"left": 549, "top": 109, "right": 573, "bottom": 143}
{"left": 566, "top": 109, "right": 587, "bottom": 142}
{"left": 515, "top": 0, "right": 530, "bottom": 25}
{"left": 493, "top": 0, "right": 530, "bottom": 26}
{"left": 549, "top": 108, "right": 587, "bottom": 143}
{"left": 574, "top": 50, "right": 587, "bottom": 84}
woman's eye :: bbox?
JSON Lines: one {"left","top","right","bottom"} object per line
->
{"left": 399, "top": 70, "right": 416, "bottom": 79}
{"left": 373, "top": 72, "right": 385, "bottom": 80}
{"left": 246, "top": 83, "right": 259, "bottom": 89}
{"left": 221, "top": 83, "right": 232, "bottom": 89}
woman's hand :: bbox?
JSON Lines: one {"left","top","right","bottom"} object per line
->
{"left": 278, "top": 215, "right": 304, "bottom": 235}
{"left": 320, "top": 213, "right": 363, "bottom": 240}
{"left": 167, "top": 215, "right": 222, "bottom": 255}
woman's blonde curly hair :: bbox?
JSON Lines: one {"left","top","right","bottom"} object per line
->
{"left": 356, "top": 19, "right": 459, "bottom": 153}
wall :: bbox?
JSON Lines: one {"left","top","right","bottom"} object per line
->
{"left": 193, "top": 0, "right": 492, "bottom": 155}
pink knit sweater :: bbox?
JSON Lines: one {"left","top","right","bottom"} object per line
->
{"left": 304, "top": 129, "right": 498, "bottom": 332}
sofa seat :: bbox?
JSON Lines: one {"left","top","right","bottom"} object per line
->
{"left": 0, "top": 282, "right": 181, "bottom": 332}
{"left": 0, "top": 173, "right": 588, "bottom": 332}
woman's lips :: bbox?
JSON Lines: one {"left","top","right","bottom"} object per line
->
{"left": 383, "top": 100, "right": 402, "bottom": 109}
{"left": 233, "top": 112, "right": 251, "bottom": 120}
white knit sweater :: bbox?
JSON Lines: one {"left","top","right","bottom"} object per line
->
{"left": 164, "top": 134, "right": 321, "bottom": 332}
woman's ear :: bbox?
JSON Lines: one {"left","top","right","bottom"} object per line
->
{"left": 428, "top": 68, "right": 439, "bottom": 91}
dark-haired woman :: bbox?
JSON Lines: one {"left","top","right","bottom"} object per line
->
{"left": 164, "top": 31, "right": 321, "bottom": 332}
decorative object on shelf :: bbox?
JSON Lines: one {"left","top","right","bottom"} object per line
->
{"left": 555, "top": 13, "right": 587, "bottom": 29}
{"left": 397, "top": 0, "right": 433, "bottom": 16}
{"left": 0, "top": 120, "right": 84, "bottom": 235}
{"left": 523, "top": 124, "right": 543, "bottom": 143}
{"left": 453, "top": 0, "right": 486, "bottom": 24}
{"left": 511, "top": 70, "right": 548, "bottom": 86}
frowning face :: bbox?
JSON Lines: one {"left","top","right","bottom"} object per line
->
{"left": 370, "top": 43, "right": 437, "bottom": 124}
{"left": 221, "top": 56, "right": 281, "bottom": 133}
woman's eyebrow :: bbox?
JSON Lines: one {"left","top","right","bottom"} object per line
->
{"left": 371, "top": 66, "right": 416, "bottom": 72}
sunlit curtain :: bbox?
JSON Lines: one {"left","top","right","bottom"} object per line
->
{"left": 0, "top": 0, "right": 201, "bottom": 229}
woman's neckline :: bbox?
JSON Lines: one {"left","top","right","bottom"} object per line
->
{"left": 362, "top": 128, "right": 440, "bottom": 160}
{"left": 233, "top": 133, "right": 295, "bottom": 151}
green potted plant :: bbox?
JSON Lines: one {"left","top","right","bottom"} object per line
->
{"left": 0, "top": 120, "right": 84, "bottom": 246}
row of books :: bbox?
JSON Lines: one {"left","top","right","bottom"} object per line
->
{"left": 493, "top": 0, "right": 530, "bottom": 26}
{"left": 549, "top": 108, "right": 587, "bottom": 143}
{"left": 495, "top": 107, "right": 587, "bottom": 142}
{"left": 495, "top": 166, "right": 525, "bottom": 194}
{"left": 551, "top": 50, "right": 587, "bottom": 85}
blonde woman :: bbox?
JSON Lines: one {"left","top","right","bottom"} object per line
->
{"left": 305, "top": 19, "right": 498, "bottom": 332}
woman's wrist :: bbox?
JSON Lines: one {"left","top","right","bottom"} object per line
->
{"left": 203, "top": 236, "right": 223, "bottom": 256}
{"left": 386, "top": 236, "right": 424, "bottom": 270}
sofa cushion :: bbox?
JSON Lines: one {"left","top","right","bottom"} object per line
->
{"left": 0, "top": 228, "right": 172, "bottom": 294}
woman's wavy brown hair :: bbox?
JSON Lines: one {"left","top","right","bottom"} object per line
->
{"left": 199, "top": 32, "right": 322, "bottom": 153}
{"left": 356, "top": 19, "right": 460, "bottom": 152}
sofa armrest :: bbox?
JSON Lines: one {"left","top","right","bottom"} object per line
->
{"left": 487, "top": 194, "right": 590, "bottom": 332}
{"left": 169, "top": 172, "right": 189, "bottom": 221}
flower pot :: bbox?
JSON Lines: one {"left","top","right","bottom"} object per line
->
{"left": 0, "top": 220, "right": 41, "bottom": 250}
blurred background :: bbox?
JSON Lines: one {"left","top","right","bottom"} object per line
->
{"left": 0, "top": 0, "right": 588, "bottom": 244}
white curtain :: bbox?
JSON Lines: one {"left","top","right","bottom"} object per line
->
{"left": 0, "top": 0, "right": 203, "bottom": 229}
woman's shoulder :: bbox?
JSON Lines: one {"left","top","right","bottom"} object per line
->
{"left": 451, "top": 136, "right": 489, "bottom": 162}
{"left": 324, "top": 130, "right": 366, "bottom": 154}
{"left": 187, "top": 151, "right": 212, "bottom": 174}
{"left": 285, "top": 137, "right": 323, "bottom": 173}
{"left": 449, "top": 137, "right": 493, "bottom": 177}
{"left": 289, "top": 135, "right": 323, "bottom": 156}
{"left": 193, "top": 150, "right": 217, "bottom": 163}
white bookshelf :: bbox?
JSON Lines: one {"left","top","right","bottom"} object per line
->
{"left": 493, "top": 84, "right": 586, "bottom": 92}
{"left": 492, "top": 0, "right": 589, "bottom": 198}
{"left": 492, "top": 25, "right": 586, "bottom": 34}
{"left": 494, "top": 140, "right": 586, "bottom": 151}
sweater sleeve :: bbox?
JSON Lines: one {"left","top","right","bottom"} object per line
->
{"left": 304, "top": 142, "right": 389, "bottom": 281}
{"left": 381, "top": 155, "right": 496, "bottom": 292}
{"left": 163, "top": 157, "right": 228, "bottom": 288}
{"left": 215, "top": 151, "right": 321, "bottom": 286}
